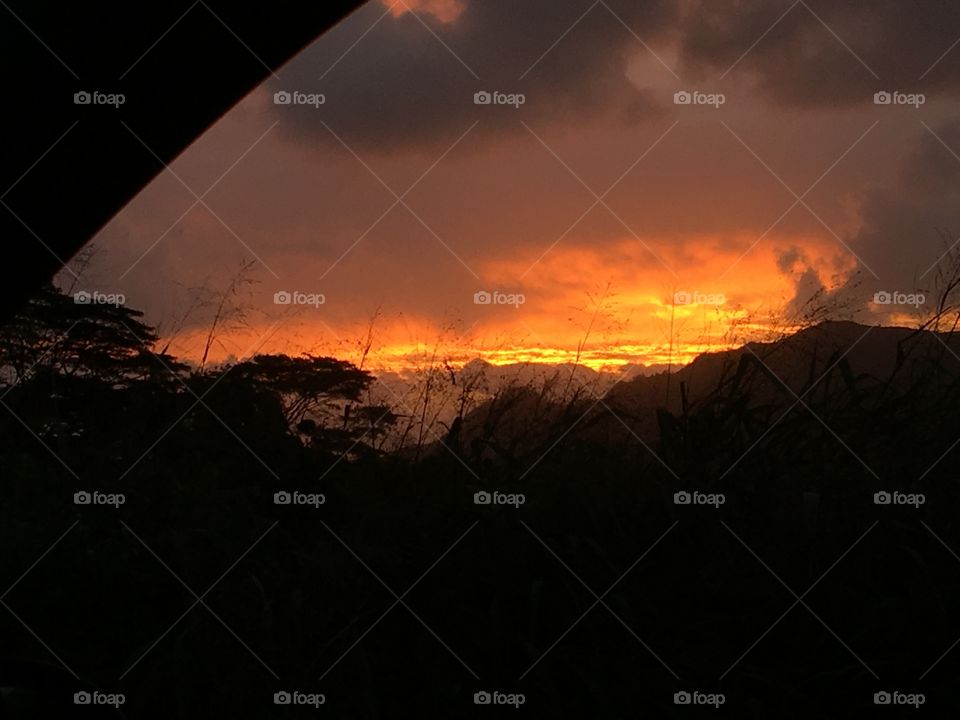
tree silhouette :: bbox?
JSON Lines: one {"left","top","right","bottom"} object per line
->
{"left": 0, "top": 283, "right": 188, "bottom": 389}
{"left": 225, "top": 353, "right": 397, "bottom": 456}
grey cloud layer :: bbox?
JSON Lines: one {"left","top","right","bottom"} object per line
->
{"left": 850, "top": 119, "right": 960, "bottom": 288}
{"left": 269, "top": 0, "right": 680, "bottom": 151}
{"left": 677, "top": 0, "right": 960, "bottom": 106}
{"left": 269, "top": 0, "right": 960, "bottom": 153}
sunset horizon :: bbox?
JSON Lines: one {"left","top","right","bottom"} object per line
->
{"left": 7, "top": 0, "right": 960, "bottom": 715}
{"left": 60, "top": 0, "right": 953, "bottom": 379}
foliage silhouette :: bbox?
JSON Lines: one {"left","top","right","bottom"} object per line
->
{"left": 2, "top": 283, "right": 960, "bottom": 717}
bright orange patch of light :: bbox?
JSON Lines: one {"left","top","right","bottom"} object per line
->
{"left": 163, "top": 234, "right": 856, "bottom": 374}
{"left": 380, "top": 0, "right": 464, "bottom": 23}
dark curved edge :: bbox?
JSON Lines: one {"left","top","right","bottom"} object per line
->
{"left": 0, "top": 0, "right": 365, "bottom": 322}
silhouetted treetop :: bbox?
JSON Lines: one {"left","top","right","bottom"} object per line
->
{"left": 229, "top": 354, "right": 373, "bottom": 427}
{"left": 0, "top": 283, "right": 188, "bottom": 388}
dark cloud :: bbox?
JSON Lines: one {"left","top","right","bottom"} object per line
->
{"left": 773, "top": 245, "right": 830, "bottom": 317}
{"left": 676, "top": 0, "right": 960, "bottom": 107}
{"left": 267, "top": 0, "right": 680, "bottom": 152}
{"left": 815, "top": 118, "right": 960, "bottom": 324}
{"left": 267, "top": 0, "right": 960, "bottom": 155}
{"left": 776, "top": 245, "right": 804, "bottom": 274}
{"left": 851, "top": 120, "right": 960, "bottom": 281}
{"left": 787, "top": 266, "right": 827, "bottom": 316}
{"left": 766, "top": 116, "right": 960, "bottom": 321}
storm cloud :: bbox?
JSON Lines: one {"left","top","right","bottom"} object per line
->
{"left": 267, "top": 0, "right": 681, "bottom": 152}
{"left": 850, "top": 119, "right": 960, "bottom": 296}
{"left": 266, "top": 0, "right": 960, "bottom": 154}
{"left": 676, "top": 0, "right": 960, "bottom": 108}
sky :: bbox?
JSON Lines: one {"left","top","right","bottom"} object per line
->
{"left": 66, "top": 0, "right": 960, "bottom": 373}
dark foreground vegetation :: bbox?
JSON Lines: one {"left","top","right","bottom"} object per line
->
{"left": 2, "top": 284, "right": 960, "bottom": 718}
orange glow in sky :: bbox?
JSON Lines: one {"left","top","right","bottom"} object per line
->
{"left": 78, "top": 0, "right": 948, "bottom": 376}
{"left": 381, "top": 0, "right": 464, "bottom": 23}
{"left": 163, "top": 235, "right": 846, "bottom": 374}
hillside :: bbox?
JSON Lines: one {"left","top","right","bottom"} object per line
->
{"left": 450, "top": 321, "right": 960, "bottom": 460}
